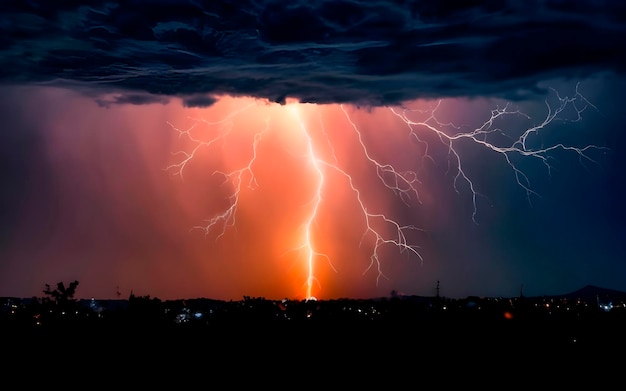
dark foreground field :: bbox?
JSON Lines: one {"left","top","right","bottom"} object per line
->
{"left": 6, "top": 309, "right": 625, "bottom": 364}
{"left": 3, "top": 294, "right": 625, "bottom": 386}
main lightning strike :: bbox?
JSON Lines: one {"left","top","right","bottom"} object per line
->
{"left": 165, "top": 85, "right": 606, "bottom": 300}
{"left": 288, "top": 105, "right": 423, "bottom": 297}
{"left": 287, "top": 105, "right": 326, "bottom": 300}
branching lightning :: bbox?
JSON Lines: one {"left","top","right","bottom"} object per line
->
{"left": 166, "top": 84, "right": 606, "bottom": 300}
{"left": 165, "top": 102, "right": 260, "bottom": 239}
{"left": 388, "top": 83, "right": 607, "bottom": 223}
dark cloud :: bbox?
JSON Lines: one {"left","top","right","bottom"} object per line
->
{"left": 182, "top": 94, "right": 218, "bottom": 108}
{"left": 95, "top": 93, "right": 170, "bottom": 107}
{"left": 0, "top": 0, "right": 625, "bottom": 105}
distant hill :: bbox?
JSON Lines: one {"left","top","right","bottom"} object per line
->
{"left": 544, "top": 285, "right": 626, "bottom": 302}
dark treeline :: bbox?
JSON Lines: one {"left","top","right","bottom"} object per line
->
{"left": 3, "top": 280, "right": 626, "bottom": 350}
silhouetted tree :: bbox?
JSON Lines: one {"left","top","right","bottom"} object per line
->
{"left": 38, "top": 280, "right": 81, "bottom": 326}
{"left": 43, "top": 280, "right": 79, "bottom": 306}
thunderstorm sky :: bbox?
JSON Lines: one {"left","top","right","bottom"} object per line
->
{"left": 1, "top": 0, "right": 625, "bottom": 300}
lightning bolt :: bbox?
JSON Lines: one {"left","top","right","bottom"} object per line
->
{"left": 389, "top": 82, "right": 607, "bottom": 223}
{"left": 165, "top": 101, "right": 261, "bottom": 240}
{"left": 166, "top": 84, "right": 606, "bottom": 300}
{"left": 287, "top": 105, "right": 326, "bottom": 300}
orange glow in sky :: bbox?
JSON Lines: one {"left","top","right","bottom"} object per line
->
{"left": 162, "top": 96, "right": 435, "bottom": 300}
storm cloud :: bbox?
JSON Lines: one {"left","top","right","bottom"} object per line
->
{"left": 1, "top": 0, "right": 625, "bottom": 105}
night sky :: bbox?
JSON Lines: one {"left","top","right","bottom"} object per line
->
{"left": 1, "top": 0, "right": 625, "bottom": 301}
